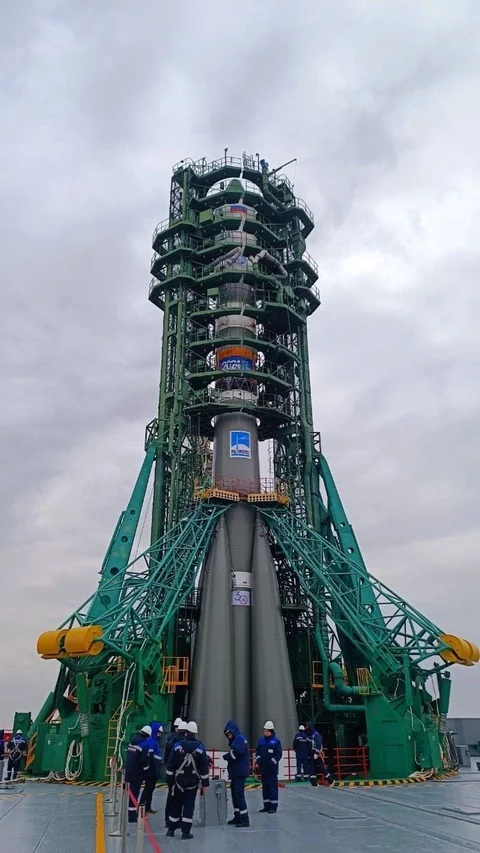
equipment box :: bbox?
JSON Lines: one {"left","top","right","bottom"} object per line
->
{"left": 199, "top": 779, "right": 227, "bottom": 826}
{"left": 41, "top": 733, "right": 68, "bottom": 773}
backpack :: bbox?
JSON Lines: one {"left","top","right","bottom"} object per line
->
{"left": 175, "top": 751, "right": 201, "bottom": 792}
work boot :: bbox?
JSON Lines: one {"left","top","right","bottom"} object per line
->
{"left": 166, "top": 829, "right": 175, "bottom": 837}
{"left": 235, "top": 819, "right": 250, "bottom": 828}
{"left": 268, "top": 809, "right": 277, "bottom": 814}
{"left": 181, "top": 832, "right": 194, "bottom": 839}
{"left": 146, "top": 808, "right": 157, "bottom": 814}
{"left": 259, "top": 807, "right": 269, "bottom": 813}
{"left": 228, "top": 817, "right": 239, "bottom": 825}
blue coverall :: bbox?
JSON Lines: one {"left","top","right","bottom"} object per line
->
{"left": 124, "top": 731, "right": 150, "bottom": 822}
{"left": 256, "top": 731, "right": 282, "bottom": 812}
{"left": 292, "top": 729, "right": 309, "bottom": 779}
{"left": 139, "top": 722, "right": 163, "bottom": 812}
{"left": 305, "top": 722, "right": 332, "bottom": 785}
{"left": 223, "top": 719, "right": 250, "bottom": 827}
{"left": 166, "top": 734, "right": 210, "bottom": 838}
{"left": 7, "top": 734, "right": 27, "bottom": 780}
{"left": 163, "top": 728, "right": 185, "bottom": 826}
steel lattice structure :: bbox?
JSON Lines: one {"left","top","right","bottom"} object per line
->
{"left": 26, "top": 152, "right": 477, "bottom": 783}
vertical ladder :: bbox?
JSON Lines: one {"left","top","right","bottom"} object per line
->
{"left": 104, "top": 701, "right": 131, "bottom": 779}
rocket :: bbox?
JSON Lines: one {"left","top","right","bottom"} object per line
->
{"left": 189, "top": 191, "right": 298, "bottom": 747}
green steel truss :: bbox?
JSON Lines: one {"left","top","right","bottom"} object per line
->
{"left": 58, "top": 503, "right": 227, "bottom": 678}
{"left": 260, "top": 505, "right": 450, "bottom": 682}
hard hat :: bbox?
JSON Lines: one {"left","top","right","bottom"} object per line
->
{"left": 299, "top": 725, "right": 305, "bottom": 731}
{"left": 186, "top": 721, "right": 198, "bottom": 734}
{"left": 174, "top": 717, "right": 183, "bottom": 727}
{"left": 16, "top": 730, "right": 23, "bottom": 735}
{"left": 263, "top": 721, "right": 274, "bottom": 730}
{"left": 177, "top": 720, "right": 187, "bottom": 731}
{"left": 140, "top": 725, "right": 152, "bottom": 736}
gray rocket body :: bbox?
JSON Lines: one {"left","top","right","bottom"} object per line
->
{"left": 190, "top": 410, "right": 298, "bottom": 748}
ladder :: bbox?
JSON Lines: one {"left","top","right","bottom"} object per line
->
{"left": 104, "top": 701, "right": 131, "bottom": 779}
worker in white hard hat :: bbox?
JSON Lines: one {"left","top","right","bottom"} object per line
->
{"left": 255, "top": 722, "right": 282, "bottom": 813}
{"left": 139, "top": 722, "right": 164, "bottom": 814}
{"left": 166, "top": 721, "right": 210, "bottom": 840}
{"left": 6, "top": 730, "right": 27, "bottom": 780}
{"left": 292, "top": 724, "right": 309, "bottom": 781}
{"left": 163, "top": 719, "right": 187, "bottom": 827}
{"left": 124, "top": 725, "right": 152, "bottom": 823}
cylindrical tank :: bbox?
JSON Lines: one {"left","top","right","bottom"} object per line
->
{"left": 213, "top": 412, "right": 260, "bottom": 492}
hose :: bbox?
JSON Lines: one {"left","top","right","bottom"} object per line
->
{"left": 65, "top": 740, "right": 83, "bottom": 781}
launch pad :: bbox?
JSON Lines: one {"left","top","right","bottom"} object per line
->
{"left": 23, "top": 151, "right": 477, "bottom": 783}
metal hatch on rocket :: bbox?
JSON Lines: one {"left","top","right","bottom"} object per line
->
{"left": 189, "top": 183, "right": 298, "bottom": 748}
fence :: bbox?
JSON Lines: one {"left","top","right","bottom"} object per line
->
{"left": 207, "top": 747, "right": 369, "bottom": 782}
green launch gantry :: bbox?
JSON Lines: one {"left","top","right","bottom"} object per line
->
{"left": 26, "top": 152, "right": 478, "bottom": 783}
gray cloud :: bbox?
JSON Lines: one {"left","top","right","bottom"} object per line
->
{"left": 1, "top": 0, "right": 479, "bottom": 722}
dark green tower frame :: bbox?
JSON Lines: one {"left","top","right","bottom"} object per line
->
{"left": 148, "top": 153, "right": 328, "bottom": 718}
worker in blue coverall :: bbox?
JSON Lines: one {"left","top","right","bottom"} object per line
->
{"left": 163, "top": 718, "right": 186, "bottom": 827}
{"left": 305, "top": 721, "right": 333, "bottom": 786}
{"left": 124, "top": 725, "right": 151, "bottom": 823}
{"left": 223, "top": 719, "right": 250, "bottom": 827}
{"left": 7, "top": 731, "right": 27, "bottom": 780}
{"left": 255, "top": 721, "right": 282, "bottom": 813}
{"left": 166, "top": 721, "right": 210, "bottom": 840}
{"left": 139, "top": 721, "right": 163, "bottom": 814}
{"left": 292, "top": 724, "right": 309, "bottom": 780}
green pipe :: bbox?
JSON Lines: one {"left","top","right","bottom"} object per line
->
{"left": 314, "top": 618, "right": 365, "bottom": 713}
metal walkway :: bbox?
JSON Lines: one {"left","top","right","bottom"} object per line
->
{"left": 3, "top": 774, "right": 480, "bottom": 853}
{"left": 0, "top": 783, "right": 96, "bottom": 853}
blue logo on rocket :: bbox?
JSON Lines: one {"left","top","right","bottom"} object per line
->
{"left": 230, "top": 430, "right": 251, "bottom": 459}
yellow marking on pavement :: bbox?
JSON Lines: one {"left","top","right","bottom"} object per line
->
{"left": 96, "top": 792, "right": 106, "bottom": 853}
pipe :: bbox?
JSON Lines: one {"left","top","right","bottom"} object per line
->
{"left": 314, "top": 618, "right": 365, "bottom": 713}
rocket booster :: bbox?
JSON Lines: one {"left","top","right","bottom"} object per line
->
{"left": 190, "top": 414, "right": 298, "bottom": 748}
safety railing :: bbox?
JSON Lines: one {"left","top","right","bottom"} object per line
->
{"left": 287, "top": 196, "right": 314, "bottom": 224}
{"left": 285, "top": 248, "right": 319, "bottom": 277}
{"left": 205, "top": 179, "right": 263, "bottom": 200}
{"left": 205, "top": 476, "right": 290, "bottom": 499}
{"left": 103, "top": 764, "right": 162, "bottom": 853}
{"left": 206, "top": 747, "right": 369, "bottom": 782}
{"left": 186, "top": 388, "right": 294, "bottom": 417}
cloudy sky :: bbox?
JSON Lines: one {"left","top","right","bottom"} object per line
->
{"left": 1, "top": 0, "right": 479, "bottom": 725}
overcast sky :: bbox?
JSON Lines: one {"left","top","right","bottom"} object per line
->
{"left": 1, "top": 0, "right": 479, "bottom": 726}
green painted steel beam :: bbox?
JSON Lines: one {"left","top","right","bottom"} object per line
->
{"left": 86, "top": 436, "right": 156, "bottom": 621}
{"left": 58, "top": 503, "right": 228, "bottom": 674}
{"left": 260, "top": 506, "right": 450, "bottom": 679}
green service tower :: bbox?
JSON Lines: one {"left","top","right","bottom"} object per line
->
{"left": 30, "top": 151, "right": 477, "bottom": 783}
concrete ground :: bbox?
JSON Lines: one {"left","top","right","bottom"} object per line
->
{"left": 2, "top": 773, "right": 480, "bottom": 852}
{"left": 129, "top": 772, "right": 480, "bottom": 853}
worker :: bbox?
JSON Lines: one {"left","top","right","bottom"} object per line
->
{"left": 139, "top": 721, "right": 163, "bottom": 814}
{"left": 124, "top": 725, "right": 152, "bottom": 823}
{"left": 223, "top": 719, "right": 250, "bottom": 828}
{"left": 164, "top": 719, "right": 186, "bottom": 828}
{"left": 292, "top": 724, "right": 309, "bottom": 781}
{"left": 7, "top": 730, "right": 27, "bottom": 780}
{"left": 166, "top": 721, "right": 209, "bottom": 840}
{"left": 255, "top": 721, "right": 282, "bottom": 813}
{"left": 0, "top": 730, "right": 5, "bottom": 762}
{"left": 305, "top": 722, "right": 333, "bottom": 786}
